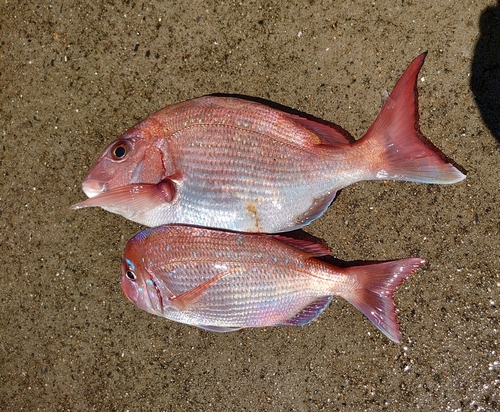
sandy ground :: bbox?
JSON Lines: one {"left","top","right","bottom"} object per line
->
{"left": 1, "top": 1, "right": 499, "bottom": 410}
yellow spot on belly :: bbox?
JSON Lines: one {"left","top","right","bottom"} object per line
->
{"left": 246, "top": 201, "right": 262, "bottom": 231}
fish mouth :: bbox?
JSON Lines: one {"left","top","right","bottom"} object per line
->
{"left": 82, "top": 180, "right": 107, "bottom": 198}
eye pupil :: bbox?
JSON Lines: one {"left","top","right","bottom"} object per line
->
{"left": 113, "top": 145, "right": 127, "bottom": 159}
{"left": 126, "top": 271, "right": 136, "bottom": 280}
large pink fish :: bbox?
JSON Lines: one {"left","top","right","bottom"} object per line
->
{"left": 121, "top": 225, "right": 425, "bottom": 342}
{"left": 73, "top": 53, "right": 465, "bottom": 233}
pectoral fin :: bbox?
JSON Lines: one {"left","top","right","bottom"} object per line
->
{"left": 70, "top": 179, "right": 176, "bottom": 211}
{"left": 168, "top": 267, "right": 241, "bottom": 311}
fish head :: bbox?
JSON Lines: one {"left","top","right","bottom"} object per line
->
{"left": 121, "top": 234, "right": 164, "bottom": 316}
{"left": 83, "top": 118, "right": 168, "bottom": 198}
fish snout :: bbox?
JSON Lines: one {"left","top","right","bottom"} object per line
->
{"left": 82, "top": 180, "right": 107, "bottom": 198}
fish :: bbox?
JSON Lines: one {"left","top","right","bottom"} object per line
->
{"left": 121, "top": 225, "right": 425, "bottom": 342}
{"left": 72, "top": 53, "right": 465, "bottom": 233}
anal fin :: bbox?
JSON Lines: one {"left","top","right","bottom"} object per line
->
{"left": 293, "top": 190, "right": 338, "bottom": 228}
{"left": 277, "top": 296, "right": 333, "bottom": 326}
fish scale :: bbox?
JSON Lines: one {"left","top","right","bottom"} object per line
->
{"left": 170, "top": 123, "right": 336, "bottom": 231}
{"left": 176, "top": 126, "right": 321, "bottom": 179}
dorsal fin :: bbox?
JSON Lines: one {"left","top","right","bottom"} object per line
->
{"left": 286, "top": 114, "right": 354, "bottom": 147}
{"left": 270, "top": 235, "right": 331, "bottom": 257}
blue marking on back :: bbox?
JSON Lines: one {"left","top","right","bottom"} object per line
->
{"left": 125, "top": 259, "right": 135, "bottom": 271}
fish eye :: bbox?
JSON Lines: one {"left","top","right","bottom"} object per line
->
{"left": 126, "top": 270, "right": 137, "bottom": 281}
{"left": 111, "top": 142, "right": 130, "bottom": 160}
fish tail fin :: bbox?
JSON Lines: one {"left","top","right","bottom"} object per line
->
{"left": 358, "top": 53, "right": 465, "bottom": 184}
{"left": 341, "top": 258, "right": 425, "bottom": 343}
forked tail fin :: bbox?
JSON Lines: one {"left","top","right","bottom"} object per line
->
{"left": 342, "top": 258, "right": 425, "bottom": 343}
{"left": 358, "top": 53, "right": 465, "bottom": 184}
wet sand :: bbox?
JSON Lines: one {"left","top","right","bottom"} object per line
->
{"left": 1, "top": 1, "right": 499, "bottom": 410}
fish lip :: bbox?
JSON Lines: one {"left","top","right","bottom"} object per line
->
{"left": 82, "top": 180, "right": 107, "bottom": 198}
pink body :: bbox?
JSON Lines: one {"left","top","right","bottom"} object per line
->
{"left": 73, "top": 54, "right": 465, "bottom": 233}
{"left": 122, "top": 225, "right": 425, "bottom": 342}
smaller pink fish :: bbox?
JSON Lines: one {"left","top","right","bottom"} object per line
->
{"left": 121, "top": 225, "right": 425, "bottom": 342}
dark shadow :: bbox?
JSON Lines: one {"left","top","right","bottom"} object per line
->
{"left": 470, "top": 1, "right": 500, "bottom": 142}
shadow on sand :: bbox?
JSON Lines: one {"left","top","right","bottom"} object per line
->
{"left": 470, "top": 1, "right": 500, "bottom": 142}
